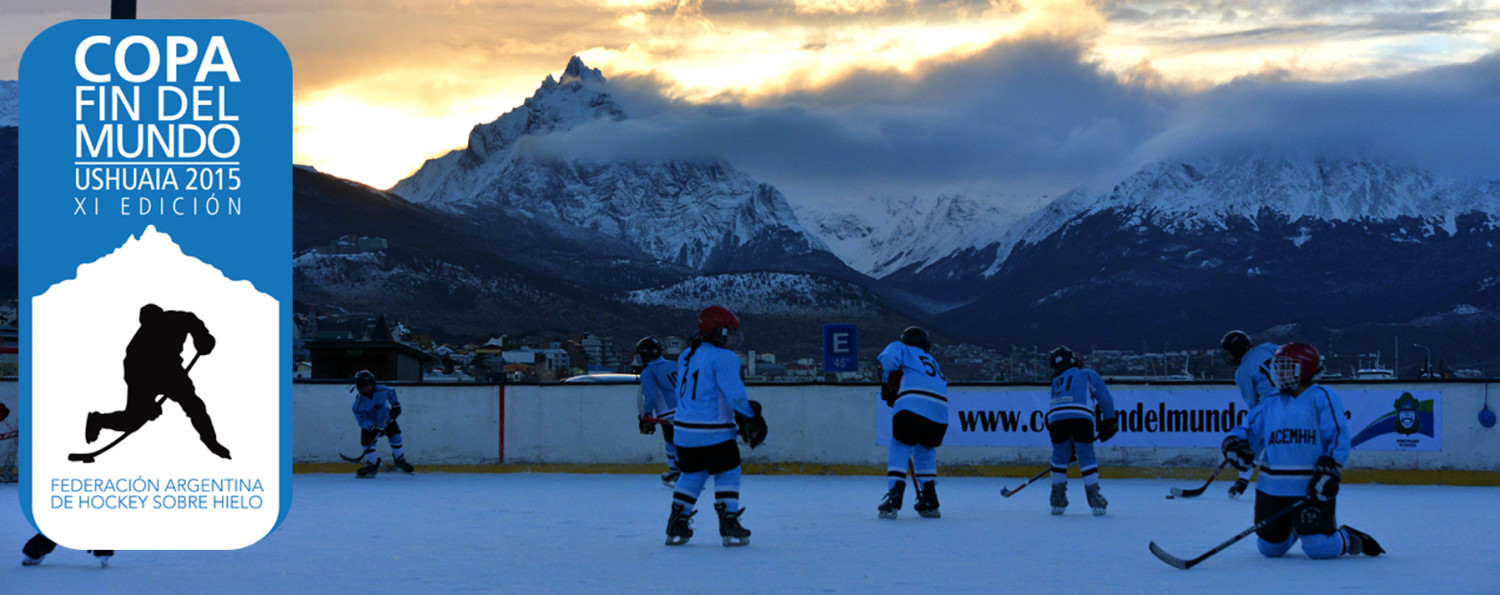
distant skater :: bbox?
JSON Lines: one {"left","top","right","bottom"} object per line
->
{"left": 21, "top": 533, "right": 113, "bottom": 568}
{"left": 1219, "top": 330, "right": 1279, "bottom": 499}
{"left": 1045, "top": 347, "right": 1117, "bottom": 516}
{"left": 635, "top": 336, "right": 680, "bottom": 486}
{"left": 85, "top": 304, "right": 229, "bottom": 460}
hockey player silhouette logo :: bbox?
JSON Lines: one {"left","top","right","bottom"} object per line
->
{"left": 1394, "top": 393, "right": 1420, "bottom": 437}
{"left": 69, "top": 304, "right": 230, "bottom": 463}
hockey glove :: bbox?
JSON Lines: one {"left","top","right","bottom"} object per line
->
{"left": 390, "top": 403, "right": 402, "bottom": 419}
{"left": 639, "top": 415, "right": 657, "bottom": 435}
{"left": 1097, "top": 417, "right": 1119, "bottom": 442}
{"left": 0, "top": 401, "right": 9, "bottom": 423}
{"left": 736, "top": 400, "right": 768, "bottom": 448}
{"left": 1221, "top": 436, "right": 1254, "bottom": 472}
{"left": 881, "top": 370, "right": 903, "bottom": 407}
{"left": 1307, "top": 455, "right": 1341, "bottom": 502}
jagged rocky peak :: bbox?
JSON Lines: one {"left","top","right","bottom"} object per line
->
{"left": 463, "top": 56, "right": 625, "bottom": 158}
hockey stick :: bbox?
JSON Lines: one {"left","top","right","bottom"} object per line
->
{"left": 1149, "top": 498, "right": 1309, "bottom": 569}
{"left": 1168, "top": 460, "right": 1230, "bottom": 499}
{"left": 1000, "top": 467, "right": 1049, "bottom": 498}
{"left": 69, "top": 354, "right": 201, "bottom": 463}
{"left": 643, "top": 415, "right": 672, "bottom": 425}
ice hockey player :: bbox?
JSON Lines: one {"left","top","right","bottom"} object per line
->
{"left": 351, "top": 370, "right": 414, "bottom": 478}
{"left": 876, "top": 326, "right": 948, "bottom": 520}
{"left": 86, "top": 304, "right": 230, "bottom": 459}
{"left": 1221, "top": 342, "right": 1385, "bottom": 559}
{"left": 1046, "top": 346, "right": 1118, "bottom": 516}
{"left": 664, "top": 305, "right": 767, "bottom": 547}
{"left": 21, "top": 534, "right": 113, "bottom": 568}
{"left": 635, "top": 336, "right": 680, "bottom": 486}
{"left": 1220, "top": 330, "right": 1279, "bottom": 499}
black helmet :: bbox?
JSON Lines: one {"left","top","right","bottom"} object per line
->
{"left": 636, "top": 336, "right": 663, "bottom": 361}
{"left": 900, "top": 326, "right": 931, "bottom": 351}
{"left": 1221, "top": 330, "right": 1251, "bottom": 364}
{"left": 354, "top": 369, "right": 376, "bottom": 386}
{"left": 1049, "top": 346, "right": 1079, "bottom": 376}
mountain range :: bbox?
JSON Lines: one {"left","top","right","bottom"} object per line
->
{"left": 4, "top": 60, "right": 1500, "bottom": 373}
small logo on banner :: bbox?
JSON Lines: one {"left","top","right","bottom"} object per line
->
{"left": 1350, "top": 391, "right": 1437, "bottom": 450}
{"left": 20, "top": 20, "right": 290, "bottom": 550}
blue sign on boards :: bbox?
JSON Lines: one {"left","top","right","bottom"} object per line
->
{"left": 823, "top": 324, "right": 858, "bottom": 373}
{"left": 20, "top": 20, "right": 290, "bottom": 550}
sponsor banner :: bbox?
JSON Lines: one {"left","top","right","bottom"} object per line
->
{"left": 876, "top": 388, "right": 1442, "bottom": 451}
{"left": 21, "top": 20, "right": 291, "bottom": 549}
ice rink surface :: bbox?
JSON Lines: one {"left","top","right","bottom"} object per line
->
{"left": 4, "top": 472, "right": 1498, "bottom": 594}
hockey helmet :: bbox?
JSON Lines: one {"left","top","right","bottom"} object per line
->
{"left": 1049, "top": 346, "right": 1079, "bottom": 376}
{"left": 354, "top": 369, "right": 376, "bottom": 388}
{"left": 899, "top": 326, "right": 931, "bottom": 351}
{"left": 1220, "top": 330, "right": 1252, "bottom": 364}
{"left": 636, "top": 336, "right": 663, "bottom": 362}
{"left": 697, "top": 305, "right": 741, "bottom": 347}
{"left": 1271, "top": 342, "right": 1322, "bottom": 391}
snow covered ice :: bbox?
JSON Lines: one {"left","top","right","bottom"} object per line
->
{"left": 5, "top": 473, "right": 1498, "bottom": 593}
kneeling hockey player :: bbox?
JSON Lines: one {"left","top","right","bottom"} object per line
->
{"left": 1221, "top": 342, "right": 1385, "bottom": 559}
{"left": 876, "top": 327, "right": 948, "bottom": 519}
{"left": 664, "top": 306, "right": 767, "bottom": 546}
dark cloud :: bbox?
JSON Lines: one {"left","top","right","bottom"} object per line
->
{"left": 526, "top": 35, "right": 1500, "bottom": 210}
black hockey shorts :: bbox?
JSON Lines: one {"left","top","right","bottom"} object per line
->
{"left": 360, "top": 420, "right": 401, "bottom": 447}
{"left": 892, "top": 411, "right": 948, "bottom": 448}
{"left": 660, "top": 423, "right": 675, "bottom": 445}
{"left": 1048, "top": 417, "right": 1096, "bottom": 445}
{"left": 1255, "top": 492, "right": 1337, "bottom": 543}
{"left": 676, "top": 439, "right": 741, "bottom": 475}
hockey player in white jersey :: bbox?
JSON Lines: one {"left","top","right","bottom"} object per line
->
{"left": 1046, "top": 347, "right": 1117, "bottom": 516}
{"left": 1221, "top": 342, "right": 1385, "bottom": 559}
{"left": 664, "top": 306, "right": 767, "bottom": 547}
{"left": 876, "top": 327, "right": 949, "bottom": 519}
{"left": 1220, "top": 330, "right": 1279, "bottom": 499}
{"left": 635, "top": 336, "right": 680, "bottom": 486}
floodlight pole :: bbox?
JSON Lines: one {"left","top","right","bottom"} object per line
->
{"left": 112, "top": 0, "right": 136, "bottom": 19}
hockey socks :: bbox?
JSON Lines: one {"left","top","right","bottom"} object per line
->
{"left": 887, "top": 440, "right": 915, "bottom": 490}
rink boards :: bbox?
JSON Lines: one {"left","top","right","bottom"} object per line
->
{"left": 270, "top": 380, "right": 1500, "bottom": 483}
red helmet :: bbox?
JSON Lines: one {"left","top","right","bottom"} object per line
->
{"left": 697, "top": 305, "right": 741, "bottom": 345}
{"left": 1271, "top": 342, "right": 1322, "bottom": 390}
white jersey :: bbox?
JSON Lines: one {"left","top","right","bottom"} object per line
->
{"left": 671, "top": 342, "right": 752, "bottom": 448}
{"left": 877, "top": 341, "right": 949, "bottom": 424}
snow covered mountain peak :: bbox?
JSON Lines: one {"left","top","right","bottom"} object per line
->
{"left": 559, "top": 55, "right": 605, "bottom": 86}
{"left": 1093, "top": 157, "right": 1500, "bottom": 231}
{"left": 386, "top": 60, "right": 832, "bottom": 271}
{"left": 0, "top": 80, "right": 17, "bottom": 127}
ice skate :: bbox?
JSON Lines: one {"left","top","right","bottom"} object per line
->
{"left": 665, "top": 503, "right": 694, "bottom": 545}
{"left": 1050, "top": 483, "right": 1068, "bottom": 515}
{"left": 660, "top": 470, "right": 680, "bottom": 488}
{"left": 913, "top": 482, "right": 940, "bottom": 519}
{"left": 715, "top": 502, "right": 751, "bottom": 547}
{"left": 21, "top": 536, "right": 49, "bottom": 566}
{"left": 356, "top": 460, "right": 380, "bottom": 479}
{"left": 393, "top": 456, "right": 415, "bottom": 474}
{"left": 92, "top": 550, "right": 113, "bottom": 568}
{"left": 205, "top": 440, "right": 232, "bottom": 460}
{"left": 1341, "top": 525, "right": 1386, "bottom": 557}
{"left": 1227, "top": 478, "right": 1249, "bottom": 500}
{"left": 878, "top": 481, "right": 905, "bottom": 520}
{"left": 1085, "top": 484, "right": 1108, "bottom": 516}
{"left": 85, "top": 412, "right": 102, "bottom": 444}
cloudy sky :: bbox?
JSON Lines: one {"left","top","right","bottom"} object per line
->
{"left": 2, "top": 0, "right": 1498, "bottom": 203}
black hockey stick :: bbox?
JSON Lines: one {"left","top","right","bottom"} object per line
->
{"left": 1000, "top": 467, "right": 1049, "bottom": 498}
{"left": 1168, "top": 460, "right": 1230, "bottom": 499}
{"left": 69, "top": 354, "right": 200, "bottom": 463}
{"left": 1149, "top": 498, "right": 1309, "bottom": 569}
{"left": 339, "top": 452, "right": 364, "bottom": 463}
